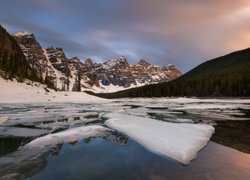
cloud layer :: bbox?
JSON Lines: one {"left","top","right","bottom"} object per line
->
{"left": 0, "top": 0, "right": 249, "bottom": 72}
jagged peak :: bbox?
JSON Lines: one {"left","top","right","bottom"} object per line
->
{"left": 105, "top": 56, "right": 128, "bottom": 65}
{"left": 69, "top": 57, "right": 81, "bottom": 63}
{"left": 166, "top": 64, "right": 174, "bottom": 67}
{"left": 118, "top": 56, "right": 127, "bottom": 61}
{"left": 45, "top": 47, "right": 66, "bottom": 59}
{"left": 0, "top": 25, "right": 7, "bottom": 32}
{"left": 137, "top": 59, "right": 151, "bottom": 66}
{"left": 14, "top": 31, "right": 32, "bottom": 37}
{"left": 102, "top": 57, "right": 129, "bottom": 70}
{"left": 46, "top": 46, "right": 64, "bottom": 51}
{"left": 85, "top": 58, "right": 93, "bottom": 64}
{"left": 163, "top": 64, "right": 175, "bottom": 69}
{"left": 46, "top": 46, "right": 55, "bottom": 51}
{"left": 55, "top": 47, "right": 64, "bottom": 51}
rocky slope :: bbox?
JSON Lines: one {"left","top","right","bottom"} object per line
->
{"left": 131, "top": 60, "right": 182, "bottom": 85}
{"left": 0, "top": 26, "right": 38, "bottom": 81}
{"left": 10, "top": 28, "right": 182, "bottom": 92}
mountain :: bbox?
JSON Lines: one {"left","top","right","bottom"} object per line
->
{"left": 131, "top": 60, "right": 181, "bottom": 85}
{"left": 92, "top": 48, "right": 250, "bottom": 98}
{"left": 0, "top": 26, "right": 39, "bottom": 81}
{"left": 13, "top": 32, "right": 57, "bottom": 88}
{"left": 1, "top": 26, "right": 181, "bottom": 92}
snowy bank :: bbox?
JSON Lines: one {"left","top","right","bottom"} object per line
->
{"left": 104, "top": 113, "right": 214, "bottom": 165}
{"left": 0, "top": 78, "right": 108, "bottom": 103}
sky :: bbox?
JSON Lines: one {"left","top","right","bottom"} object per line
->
{"left": 0, "top": 0, "right": 250, "bottom": 72}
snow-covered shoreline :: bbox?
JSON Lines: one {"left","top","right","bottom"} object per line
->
{"left": 0, "top": 78, "right": 108, "bottom": 103}
{"left": 1, "top": 77, "right": 250, "bottom": 104}
{"left": 1, "top": 77, "right": 250, "bottom": 165}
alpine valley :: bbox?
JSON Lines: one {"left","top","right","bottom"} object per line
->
{"left": 1, "top": 1, "right": 250, "bottom": 180}
{"left": 0, "top": 25, "right": 182, "bottom": 93}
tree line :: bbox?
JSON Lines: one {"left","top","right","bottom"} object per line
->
{"left": 89, "top": 48, "right": 250, "bottom": 98}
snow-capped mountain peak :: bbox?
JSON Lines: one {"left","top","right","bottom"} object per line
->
{"left": 69, "top": 57, "right": 81, "bottom": 63}
{"left": 11, "top": 31, "right": 182, "bottom": 93}
{"left": 14, "top": 31, "right": 32, "bottom": 37}
{"left": 137, "top": 59, "right": 151, "bottom": 67}
{"left": 103, "top": 56, "right": 129, "bottom": 69}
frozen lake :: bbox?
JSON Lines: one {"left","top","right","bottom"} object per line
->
{"left": 0, "top": 98, "right": 250, "bottom": 179}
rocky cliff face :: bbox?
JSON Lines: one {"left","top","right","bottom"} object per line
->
{"left": 162, "top": 64, "right": 183, "bottom": 80}
{"left": 44, "top": 47, "right": 71, "bottom": 90}
{"left": 0, "top": 27, "right": 24, "bottom": 58}
{"left": 95, "top": 57, "right": 136, "bottom": 88}
{"left": 11, "top": 30, "right": 182, "bottom": 92}
{"left": 0, "top": 26, "right": 37, "bottom": 81}
{"left": 13, "top": 32, "right": 49, "bottom": 78}
{"left": 131, "top": 59, "right": 173, "bottom": 85}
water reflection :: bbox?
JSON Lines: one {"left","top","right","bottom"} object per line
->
{"left": 2, "top": 135, "right": 250, "bottom": 180}
{"left": 30, "top": 141, "right": 250, "bottom": 180}
{"left": 211, "top": 120, "right": 250, "bottom": 153}
{"left": 0, "top": 153, "right": 47, "bottom": 180}
{"left": 0, "top": 131, "right": 128, "bottom": 179}
{"left": 0, "top": 137, "right": 33, "bottom": 156}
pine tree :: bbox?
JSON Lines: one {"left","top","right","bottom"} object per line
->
{"left": 77, "top": 70, "right": 81, "bottom": 92}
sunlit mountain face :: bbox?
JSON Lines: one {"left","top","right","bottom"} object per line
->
{"left": 0, "top": 0, "right": 249, "bottom": 73}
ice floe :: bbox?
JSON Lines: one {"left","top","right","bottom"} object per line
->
{"left": 0, "top": 116, "right": 8, "bottom": 125}
{"left": 25, "top": 125, "right": 108, "bottom": 148}
{"left": 104, "top": 113, "right": 214, "bottom": 165}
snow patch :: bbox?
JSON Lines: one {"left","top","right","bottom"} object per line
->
{"left": 14, "top": 31, "right": 32, "bottom": 36}
{"left": 0, "top": 78, "right": 108, "bottom": 103}
{"left": 104, "top": 113, "right": 214, "bottom": 165}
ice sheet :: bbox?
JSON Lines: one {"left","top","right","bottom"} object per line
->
{"left": 0, "top": 127, "right": 49, "bottom": 137}
{"left": 104, "top": 113, "right": 214, "bottom": 165}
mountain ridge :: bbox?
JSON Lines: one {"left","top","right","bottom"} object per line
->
{"left": 90, "top": 47, "right": 250, "bottom": 98}
{"left": 6, "top": 27, "right": 181, "bottom": 92}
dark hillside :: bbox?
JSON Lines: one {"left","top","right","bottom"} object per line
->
{"left": 89, "top": 48, "right": 250, "bottom": 98}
